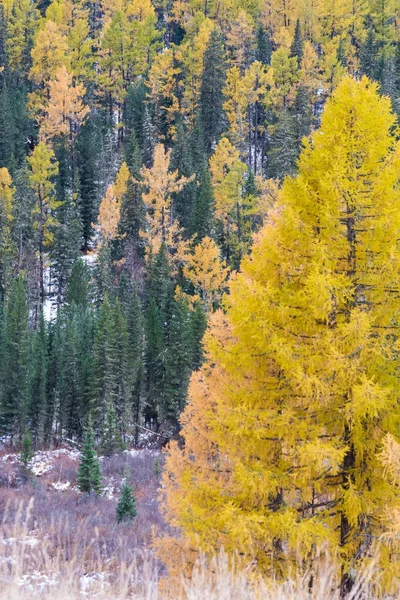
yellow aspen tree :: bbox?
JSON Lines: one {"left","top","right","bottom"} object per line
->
{"left": 0, "top": 168, "right": 14, "bottom": 292}
{"left": 96, "top": 162, "right": 130, "bottom": 243}
{"left": 40, "top": 65, "right": 89, "bottom": 141}
{"left": 183, "top": 236, "right": 229, "bottom": 312}
{"left": 139, "top": 144, "right": 191, "bottom": 264}
{"left": 159, "top": 77, "right": 400, "bottom": 596}
{"left": 28, "top": 142, "right": 60, "bottom": 306}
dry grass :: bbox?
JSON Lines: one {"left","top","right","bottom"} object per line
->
{"left": 0, "top": 445, "right": 397, "bottom": 599}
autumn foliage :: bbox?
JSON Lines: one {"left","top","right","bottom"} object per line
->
{"left": 159, "top": 77, "right": 400, "bottom": 595}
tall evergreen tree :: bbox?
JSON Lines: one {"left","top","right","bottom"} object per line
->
{"left": 1, "top": 277, "right": 29, "bottom": 437}
{"left": 29, "top": 310, "right": 48, "bottom": 443}
{"left": 256, "top": 25, "right": 272, "bottom": 65}
{"left": 290, "top": 19, "right": 303, "bottom": 66}
{"left": 200, "top": 29, "right": 227, "bottom": 154}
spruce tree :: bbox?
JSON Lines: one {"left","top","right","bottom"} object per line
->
{"left": 101, "top": 402, "right": 123, "bottom": 456}
{"left": 1, "top": 276, "right": 29, "bottom": 437}
{"left": 116, "top": 479, "right": 137, "bottom": 523}
{"left": 125, "top": 287, "right": 143, "bottom": 444}
{"left": 29, "top": 310, "right": 48, "bottom": 444}
{"left": 20, "top": 428, "right": 34, "bottom": 469}
{"left": 268, "top": 111, "right": 299, "bottom": 179}
{"left": 256, "top": 25, "right": 272, "bottom": 65}
{"left": 188, "top": 164, "right": 214, "bottom": 241}
{"left": 77, "top": 416, "right": 102, "bottom": 494}
{"left": 290, "top": 19, "right": 303, "bottom": 66}
{"left": 200, "top": 29, "right": 227, "bottom": 154}
{"left": 359, "top": 28, "right": 379, "bottom": 80}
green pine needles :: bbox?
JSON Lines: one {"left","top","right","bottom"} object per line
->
{"left": 20, "top": 428, "right": 34, "bottom": 469}
{"left": 116, "top": 480, "right": 137, "bottom": 523}
{"left": 77, "top": 417, "right": 102, "bottom": 495}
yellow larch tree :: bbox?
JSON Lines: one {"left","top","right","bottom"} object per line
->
{"left": 96, "top": 162, "right": 130, "bottom": 243}
{"left": 40, "top": 66, "right": 90, "bottom": 141}
{"left": 209, "top": 137, "right": 247, "bottom": 264}
{"left": 6, "top": 0, "right": 40, "bottom": 77}
{"left": 226, "top": 9, "right": 256, "bottom": 72}
{"left": 147, "top": 47, "right": 182, "bottom": 139}
{"left": 0, "top": 168, "right": 14, "bottom": 293}
{"left": 183, "top": 236, "right": 229, "bottom": 312}
{"left": 159, "top": 77, "right": 400, "bottom": 596}
{"left": 139, "top": 144, "right": 191, "bottom": 264}
{"left": 28, "top": 142, "right": 60, "bottom": 306}
{"left": 179, "top": 17, "right": 215, "bottom": 124}
{"left": 29, "top": 20, "right": 70, "bottom": 114}
{"left": 29, "top": 20, "right": 70, "bottom": 85}
{"left": 223, "top": 61, "right": 270, "bottom": 160}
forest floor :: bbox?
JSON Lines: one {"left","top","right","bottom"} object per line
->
{"left": 0, "top": 442, "right": 168, "bottom": 598}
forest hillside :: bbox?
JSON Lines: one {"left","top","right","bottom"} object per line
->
{"left": 1, "top": 0, "right": 400, "bottom": 597}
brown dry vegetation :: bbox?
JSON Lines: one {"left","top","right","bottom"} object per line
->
{"left": 0, "top": 445, "right": 395, "bottom": 599}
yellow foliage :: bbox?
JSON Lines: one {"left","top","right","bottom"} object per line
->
{"left": 159, "top": 78, "right": 400, "bottom": 589}
{"left": 183, "top": 237, "right": 229, "bottom": 311}
{"left": 96, "top": 162, "right": 130, "bottom": 242}
{"left": 40, "top": 65, "right": 89, "bottom": 140}
{"left": 139, "top": 144, "right": 192, "bottom": 264}
{"left": 28, "top": 142, "right": 60, "bottom": 248}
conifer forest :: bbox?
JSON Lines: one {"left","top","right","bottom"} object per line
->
{"left": 2, "top": 0, "right": 400, "bottom": 597}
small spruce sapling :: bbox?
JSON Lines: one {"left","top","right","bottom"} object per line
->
{"left": 77, "top": 417, "right": 102, "bottom": 495}
{"left": 152, "top": 457, "right": 162, "bottom": 478}
{"left": 20, "top": 428, "right": 34, "bottom": 469}
{"left": 116, "top": 469, "right": 137, "bottom": 523}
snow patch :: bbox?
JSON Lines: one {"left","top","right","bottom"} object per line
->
{"left": 17, "top": 571, "right": 58, "bottom": 593}
{"left": 51, "top": 480, "right": 71, "bottom": 491}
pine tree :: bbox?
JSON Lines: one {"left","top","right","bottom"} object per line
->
{"left": 101, "top": 402, "right": 123, "bottom": 456}
{"left": 159, "top": 77, "right": 400, "bottom": 593}
{"left": 359, "top": 28, "right": 379, "bottom": 80}
{"left": 116, "top": 479, "right": 137, "bottom": 523}
{"left": 29, "top": 310, "right": 48, "bottom": 444}
{"left": 77, "top": 120, "right": 99, "bottom": 250}
{"left": 256, "top": 25, "right": 272, "bottom": 65}
{"left": 77, "top": 416, "right": 102, "bottom": 494}
{"left": 268, "top": 111, "right": 299, "bottom": 178}
{"left": 1, "top": 276, "right": 29, "bottom": 437}
{"left": 200, "top": 29, "right": 227, "bottom": 154}
{"left": 290, "top": 19, "right": 303, "bottom": 66}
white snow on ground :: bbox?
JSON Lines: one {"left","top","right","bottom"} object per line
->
{"left": 2, "top": 534, "right": 39, "bottom": 547}
{"left": 51, "top": 480, "right": 71, "bottom": 491}
{"left": 80, "top": 571, "right": 110, "bottom": 598}
{"left": 17, "top": 571, "right": 58, "bottom": 592}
